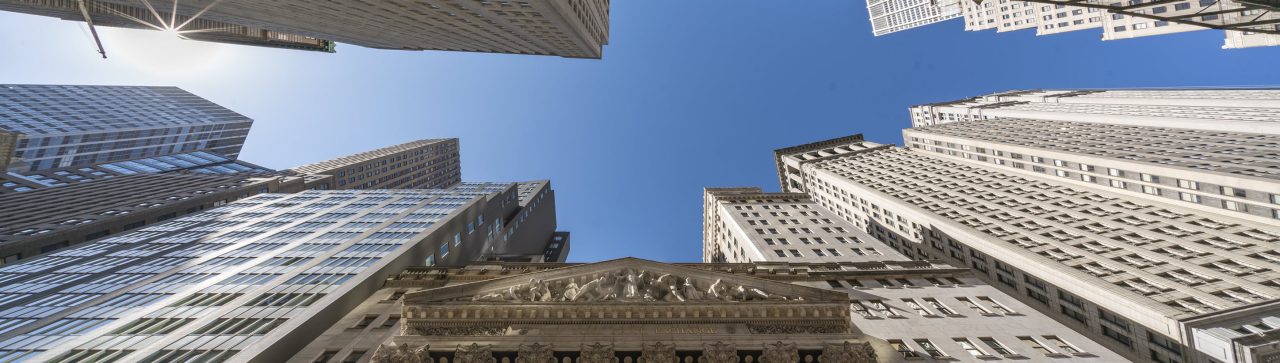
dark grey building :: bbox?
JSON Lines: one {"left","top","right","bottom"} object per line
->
{"left": 0, "top": 85, "right": 253, "bottom": 172}
{"left": 0, "top": 173, "right": 305, "bottom": 265}
{"left": 0, "top": 151, "right": 274, "bottom": 194}
{"left": 287, "top": 139, "right": 461, "bottom": 191}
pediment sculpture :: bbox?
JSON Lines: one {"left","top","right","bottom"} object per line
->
{"left": 471, "top": 268, "right": 792, "bottom": 303}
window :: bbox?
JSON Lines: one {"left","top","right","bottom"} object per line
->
{"left": 315, "top": 350, "right": 339, "bottom": 363}
{"left": 1177, "top": 179, "right": 1198, "bottom": 190}
{"left": 1107, "top": 168, "right": 1124, "bottom": 177}
{"left": 889, "top": 340, "right": 918, "bottom": 358}
{"left": 1223, "top": 200, "right": 1247, "bottom": 212}
{"left": 915, "top": 339, "right": 946, "bottom": 357}
{"left": 351, "top": 315, "right": 377, "bottom": 329}
{"left": 955, "top": 338, "right": 987, "bottom": 356}
{"left": 1110, "top": 179, "right": 1126, "bottom": 189}
{"left": 924, "top": 298, "right": 956, "bottom": 315}
{"left": 439, "top": 243, "right": 450, "bottom": 257}
{"left": 978, "top": 297, "right": 1014, "bottom": 314}
{"left": 1043, "top": 336, "right": 1081, "bottom": 354}
{"left": 380, "top": 315, "right": 400, "bottom": 329}
{"left": 1019, "top": 336, "right": 1054, "bottom": 354}
{"left": 1141, "top": 174, "right": 1159, "bottom": 183}
{"left": 1220, "top": 186, "right": 1246, "bottom": 198}
{"left": 1179, "top": 192, "right": 1201, "bottom": 203}
{"left": 1142, "top": 185, "right": 1161, "bottom": 195}
{"left": 980, "top": 337, "right": 1014, "bottom": 355}
{"left": 343, "top": 350, "right": 366, "bottom": 363}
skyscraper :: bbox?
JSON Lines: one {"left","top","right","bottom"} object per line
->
{"left": 776, "top": 121, "right": 1280, "bottom": 362}
{"left": 286, "top": 139, "right": 462, "bottom": 191}
{"left": 867, "top": 0, "right": 1280, "bottom": 48}
{"left": 866, "top": 0, "right": 962, "bottom": 36}
{"left": 0, "top": 173, "right": 305, "bottom": 265}
{"left": 0, "top": 0, "right": 610, "bottom": 58}
{"left": 0, "top": 180, "right": 562, "bottom": 362}
{"left": 0, "top": 85, "right": 253, "bottom": 172}
{"left": 0, "top": 151, "right": 274, "bottom": 194}
{"left": 701, "top": 187, "right": 1124, "bottom": 362}
{"left": 909, "top": 88, "right": 1280, "bottom": 133}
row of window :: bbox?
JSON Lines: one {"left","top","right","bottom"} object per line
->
{"left": 888, "top": 335, "right": 1083, "bottom": 359}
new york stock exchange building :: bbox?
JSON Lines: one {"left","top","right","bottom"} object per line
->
{"left": 291, "top": 258, "right": 1119, "bottom": 363}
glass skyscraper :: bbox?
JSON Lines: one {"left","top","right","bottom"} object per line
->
{"left": 0, "top": 85, "right": 253, "bottom": 172}
{"left": 0, "top": 181, "right": 560, "bottom": 362}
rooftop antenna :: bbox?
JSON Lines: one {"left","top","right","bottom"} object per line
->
{"left": 75, "top": 0, "right": 108, "bottom": 59}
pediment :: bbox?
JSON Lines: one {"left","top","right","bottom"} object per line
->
{"left": 404, "top": 258, "right": 849, "bottom": 305}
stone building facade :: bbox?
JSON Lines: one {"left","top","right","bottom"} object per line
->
{"left": 907, "top": 89, "right": 1280, "bottom": 133}
{"left": 774, "top": 131, "right": 1280, "bottom": 363}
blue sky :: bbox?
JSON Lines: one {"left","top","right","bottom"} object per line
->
{"left": 2, "top": 1, "right": 1278, "bottom": 263}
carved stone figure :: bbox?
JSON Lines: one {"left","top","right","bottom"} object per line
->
{"left": 580, "top": 343, "right": 618, "bottom": 363}
{"left": 682, "top": 278, "right": 704, "bottom": 301}
{"left": 516, "top": 343, "right": 556, "bottom": 363}
{"left": 699, "top": 341, "right": 738, "bottom": 363}
{"left": 707, "top": 279, "right": 734, "bottom": 301}
{"left": 455, "top": 343, "right": 496, "bottom": 363}
{"left": 641, "top": 342, "right": 678, "bottom": 363}
{"left": 760, "top": 342, "right": 799, "bottom": 363}
{"left": 655, "top": 274, "right": 683, "bottom": 301}
{"left": 622, "top": 269, "right": 642, "bottom": 299}
{"left": 819, "top": 342, "right": 877, "bottom": 363}
{"left": 563, "top": 278, "right": 582, "bottom": 301}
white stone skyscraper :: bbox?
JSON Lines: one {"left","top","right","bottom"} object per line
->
{"left": 0, "top": 85, "right": 253, "bottom": 172}
{"left": 872, "top": 0, "right": 1280, "bottom": 48}
{"left": 866, "top": 0, "right": 962, "bottom": 36}
{"left": 702, "top": 184, "right": 1125, "bottom": 362}
{"left": 909, "top": 88, "right": 1280, "bottom": 134}
{"left": 771, "top": 101, "right": 1280, "bottom": 362}
{"left": 0, "top": 0, "right": 610, "bottom": 58}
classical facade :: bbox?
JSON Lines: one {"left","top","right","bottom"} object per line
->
{"left": 292, "top": 258, "right": 1122, "bottom": 363}
{"left": 907, "top": 88, "right": 1280, "bottom": 133}
{"left": 0, "top": 0, "right": 609, "bottom": 58}
{"left": 288, "top": 139, "right": 462, "bottom": 191}
{"left": 0, "top": 85, "right": 253, "bottom": 172}
{"left": 774, "top": 131, "right": 1280, "bottom": 363}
